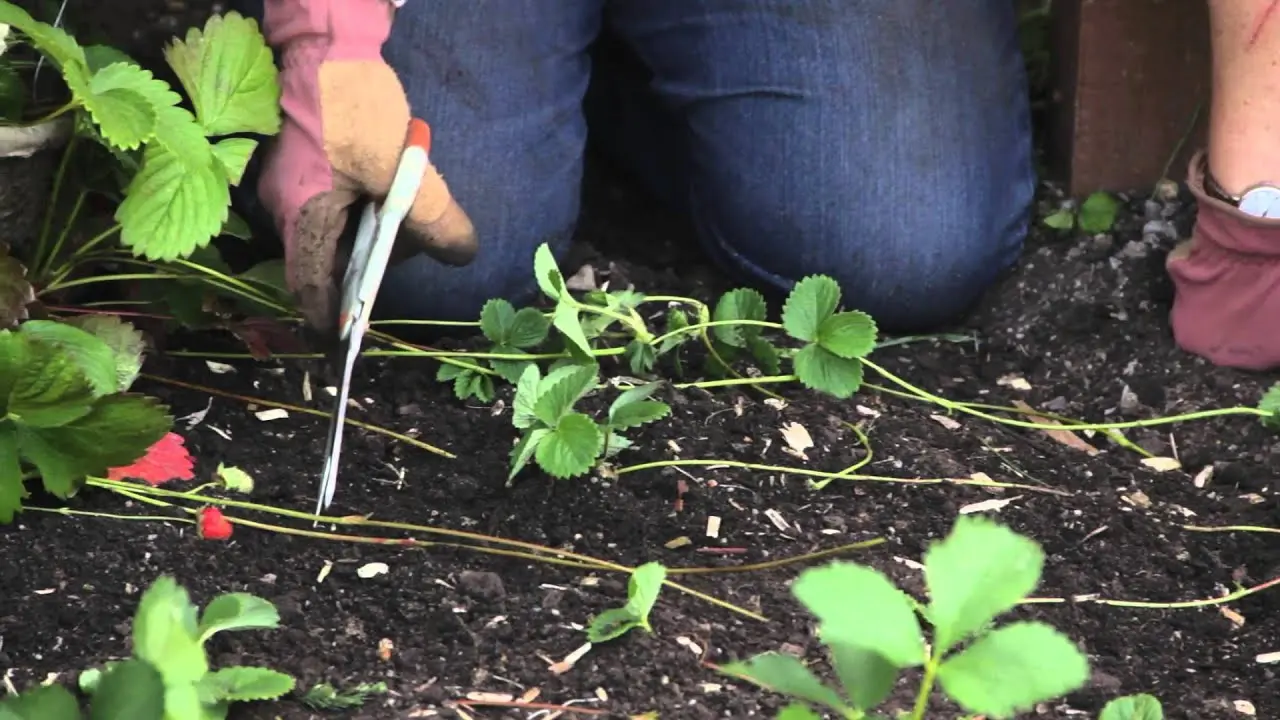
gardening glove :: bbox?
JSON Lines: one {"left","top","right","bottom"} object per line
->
{"left": 1167, "top": 151, "right": 1280, "bottom": 370}
{"left": 257, "top": 0, "right": 478, "bottom": 337}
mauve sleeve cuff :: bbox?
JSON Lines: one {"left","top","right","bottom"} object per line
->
{"left": 262, "top": 0, "right": 396, "bottom": 61}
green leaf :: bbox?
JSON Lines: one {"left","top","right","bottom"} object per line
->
{"left": 198, "top": 593, "right": 280, "bottom": 641}
{"left": 1099, "top": 694, "right": 1164, "bottom": 720}
{"left": 160, "top": 685, "right": 204, "bottom": 720}
{"left": 479, "top": 299, "right": 516, "bottom": 345}
{"left": 782, "top": 275, "right": 841, "bottom": 343}
{"left": 489, "top": 348, "right": 532, "bottom": 385}
{"left": 65, "top": 315, "right": 147, "bottom": 391}
{"left": 1259, "top": 382, "right": 1280, "bottom": 430}
{"left": 552, "top": 301, "right": 592, "bottom": 358}
{"left": 150, "top": 105, "right": 216, "bottom": 168}
{"left": 131, "top": 576, "right": 208, "bottom": 686}
{"left": 450, "top": 368, "right": 479, "bottom": 400}
{"left": 163, "top": 11, "right": 281, "bottom": 136}
{"left": 0, "top": 3, "right": 87, "bottom": 73}
{"left": 215, "top": 463, "right": 254, "bottom": 493}
{"left": 6, "top": 334, "right": 96, "bottom": 427}
{"left": 83, "top": 62, "right": 161, "bottom": 150}
{"left": 508, "top": 307, "right": 550, "bottom": 348}
{"left": 200, "top": 667, "right": 295, "bottom": 703}
{"left": 117, "top": 143, "right": 229, "bottom": 262}
{"left": 0, "top": 244, "right": 34, "bottom": 329}
{"left": 508, "top": 427, "right": 549, "bottom": 482}
{"left": 828, "top": 642, "right": 899, "bottom": 711}
{"left": 212, "top": 138, "right": 257, "bottom": 186}
{"left": 0, "top": 683, "right": 82, "bottom": 720}
{"left": 586, "top": 562, "right": 666, "bottom": 642}
{"left": 747, "top": 336, "right": 781, "bottom": 375}
{"left": 1042, "top": 209, "right": 1074, "bottom": 230}
{"left": 532, "top": 364, "right": 597, "bottom": 427}
{"left": 712, "top": 288, "right": 767, "bottom": 347}
{"left": 658, "top": 306, "right": 692, "bottom": 355}
{"left": 936, "top": 621, "right": 1089, "bottom": 718}
{"left": 816, "top": 311, "right": 877, "bottom": 359}
{"left": 924, "top": 516, "right": 1044, "bottom": 654}
{"left": 792, "top": 562, "right": 925, "bottom": 668}
{"left": 535, "top": 412, "right": 601, "bottom": 479}
{"left": 792, "top": 344, "right": 863, "bottom": 399}
{"left": 512, "top": 364, "right": 541, "bottom": 430}
{"left": 624, "top": 340, "right": 656, "bottom": 374}
{"left": 0, "top": 64, "right": 24, "bottom": 125}
{"left": 436, "top": 362, "right": 463, "bottom": 382}
{"left": 19, "top": 394, "right": 170, "bottom": 496}
{"left": 87, "top": 658, "right": 164, "bottom": 720}
{"left": 720, "top": 653, "right": 849, "bottom": 714}
{"left": 85, "top": 45, "right": 136, "bottom": 74}
{"left": 1078, "top": 191, "right": 1120, "bottom": 234}
{"left": 469, "top": 373, "right": 495, "bottom": 403}
{"left": 533, "top": 243, "right": 564, "bottom": 301}
{"left": 608, "top": 381, "right": 662, "bottom": 413}
{"left": 19, "top": 320, "right": 119, "bottom": 398}
{"left": 0, "top": 425, "right": 24, "bottom": 524}
{"left": 777, "top": 704, "right": 823, "bottom": 720}
{"left": 608, "top": 400, "right": 669, "bottom": 430}
{"left": 220, "top": 210, "right": 253, "bottom": 240}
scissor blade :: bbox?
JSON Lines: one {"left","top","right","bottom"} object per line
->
{"left": 315, "top": 328, "right": 363, "bottom": 515}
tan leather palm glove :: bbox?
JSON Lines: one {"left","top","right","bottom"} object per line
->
{"left": 258, "top": 0, "right": 477, "bottom": 335}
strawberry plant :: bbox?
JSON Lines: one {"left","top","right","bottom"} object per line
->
{"left": 0, "top": 3, "right": 291, "bottom": 334}
{"left": 508, "top": 362, "right": 670, "bottom": 481}
{"left": 718, "top": 516, "right": 1091, "bottom": 719}
{"left": 0, "top": 576, "right": 294, "bottom": 719}
{"left": 0, "top": 317, "right": 169, "bottom": 523}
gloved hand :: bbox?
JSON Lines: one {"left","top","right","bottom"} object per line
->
{"left": 1168, "top": 151, "right": 1280, "bottom": 370}
{"left": 258, "top": 0, "right": 477, "bottom": 335}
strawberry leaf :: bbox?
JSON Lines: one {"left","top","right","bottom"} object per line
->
{"left": 107, "top": 431, "right": 194, "bottom": 485}
{"left": 66, "top": 314, "right": 147, "bottom": 391}
{"left": 782, "top": 276, "right": 841, "bottom": 343}
{"left": 534, "top": 412, "right": 601, "bottom": 479}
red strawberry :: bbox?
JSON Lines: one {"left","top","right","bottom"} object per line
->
{"left": 198, "top": 507, "right": 233, "bottom": 540}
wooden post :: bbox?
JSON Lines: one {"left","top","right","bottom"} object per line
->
{"left": 1047, "top": 0, "right": 1212, "bottom": 195}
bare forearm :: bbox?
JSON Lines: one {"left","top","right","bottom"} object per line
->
{"left": 1206, "top": 0, "right": 1280, "bottom": 193}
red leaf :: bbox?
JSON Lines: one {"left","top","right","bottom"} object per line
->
{"left": 107, "top": 432, "right": 195, "bottom": 486}
{"left": 198, "top": 506, "right": 233, "bottom": 540}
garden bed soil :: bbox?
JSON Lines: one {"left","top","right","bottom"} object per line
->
{"left": 2, "top": 1, "right": 1279, "bottom": 717}
{"left": 1, "top": 171, "right": 1279, "bottom": 720}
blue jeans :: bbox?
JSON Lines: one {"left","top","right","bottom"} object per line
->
{"left": 238, "top": 0, "right": 1034, "bottom": 331}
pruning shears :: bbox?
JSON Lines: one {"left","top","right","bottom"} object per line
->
{"left": 316, "top": 118, "right": 433, "bottom": 516}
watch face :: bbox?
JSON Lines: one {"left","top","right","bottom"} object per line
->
{"left": 1238, "top": 186, "right": 1280, "bottom": 218}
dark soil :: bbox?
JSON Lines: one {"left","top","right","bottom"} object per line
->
{"left": 2, "top": 2, "right": 1279, "bottom": 719}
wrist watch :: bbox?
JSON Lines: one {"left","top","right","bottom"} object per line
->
{"left": 1203, "top": 164, "right": 1280, "bottom": 218}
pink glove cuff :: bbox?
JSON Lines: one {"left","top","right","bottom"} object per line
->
{"left": 263, "top": 0, "right": 394, "bottom": 62}
{"left": 1168, "top": 151, "right": 1280, "bottom": 370}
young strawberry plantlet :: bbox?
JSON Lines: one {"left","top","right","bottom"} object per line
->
{"left": 719, "top": 516, "right": 1091, "bottom": 720}
{"left": 586, "top": 562, "right": 667, "bottom": 643}
{"left": 507, "top": 362, "right": 670, "bottom": 481}
{"left": 1098, "top": 694, "right": 1163, "bottom": 720}
{"left": 0, "top": 576, "right": 293, "bottom": 719}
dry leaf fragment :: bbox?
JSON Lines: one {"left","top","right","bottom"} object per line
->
{"left": 1193, "top": 465, "right": 1214, "bottom": 488}
{"left": 566, "top": 263, "right": 597, "bottom": 291}
{"left": 1122, "top": 490, "right": 1152, "bottom": 508}
{"left": 997, "top": 374, "right": 1032, "bottom": 391}
{"left": 357, "top": 562, "right": 389, "bottom": 579}
{"left": 316, "top": 560, "right": 334, "bottom": 584}
{"left": 205, "top": 360, "right": 235, "bottom": 374}
{"left": 377, "top": 637, "right": 394, "bottom": 662}
{"left": 929, "top": 414, "right": 961, "bottom": 430}
{"left": 763, "top": 508, "right": 792, "bottom": 532}
{"left": 1011, "top": 400, "right": 1099, "bottom": 455}
{"left": 959, "top": 496, "right": 1020, "bottom": 515}
{"left": 1219, "top": 606, "right": 1246, "bottom": 628}
{"left": 1140, "top": 456, "right": 1182, "bottom": 472}
{"left": 594, "top": 687, "right": 609, "bottom": 702}
{"left": 1256, "top": 651, "right": 1280, "bottom": 664}
{"left": 664, "top": 536, "right": 692, "bottom": 550}
{"left": 254, "top": 408, "right": 288, "bottom": 421}
{"left": 705, "top": 516, "right": 721, "bottom": 538}
{"left": 779, "top": 422, "right": 814, "bottom": 460}
{"left": 549, "top": 642, "right": 593, "bottom": 675}
{"left": 465, "top": 692, "right": 514, "bottom": 703}
{"left": 1233, "top": 700, "right": 1256, "bottom": 715}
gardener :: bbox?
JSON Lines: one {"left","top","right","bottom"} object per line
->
{"left": 241, "top": 0, "right": 1277, "bottom": 371}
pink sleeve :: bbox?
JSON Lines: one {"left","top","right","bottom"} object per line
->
{"left": 262, "top": 0, "right": 395, "bottom": 60}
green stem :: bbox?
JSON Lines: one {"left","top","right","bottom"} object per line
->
{"left": 650, "top": 319, "right": 782, "bottom": 348}
{"left": 32, "top": 131, "right": 78, "bottom": 279}
{"left": 863, "top": 359, "right": 1269, "bottom": 430}
{"left": 574, "top": 299, "right": 653, "bottom": 342}
{"left": 909, "top": 653, "right": 942, "bottom": 720}
{"left": 41, "top": 272, "right": 185, "bottom": 294}
{"left": 69, "top": 224, "right": 123, "bottom": 261}
{"left": 42, "top": 190, "right": 87, "bottom": 279}
{"left": 675, "top": 375, "right": 795, "bottom": 390}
